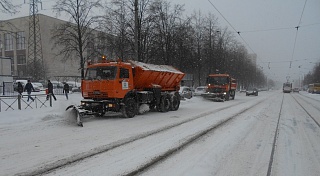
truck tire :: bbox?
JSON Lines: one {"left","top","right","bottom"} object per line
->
{"left": 158, "top": 94, "right": 171, "bottom": 112}
{"left": 170, "top": 93, "right": 180, "bottom": 111}
{"left": 121, "top": 97, "right": 136, "bottom": 118}
{"left": 225, "top": 91, "right": 230, "bottom": 101}
{"left": 231, "top": 90, "right": 235, "bottom": 100}
{"left": 94, "top": 112, "right": 105, "bottom": 117}
{"left": 149, "top": 104, "right": 156, "bottom": 111}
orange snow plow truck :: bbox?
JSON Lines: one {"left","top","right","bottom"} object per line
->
{"left": 201, "top": 73, "right": 236, "bottom": 101}
{"left": 66, "top": 58, "right": 185, "bottom": 126}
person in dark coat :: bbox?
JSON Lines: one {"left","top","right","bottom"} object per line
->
{"left": 63, "top": 82, "right": 69, "bottom": 100}
{"left": 17, "top": 82, "right": 24, "bottom": 95}
{"left": 24, "top": 80, "right": 35, "bottom": 102}
{"left": 46, "top": 80, "right": 57, "bottom": 101}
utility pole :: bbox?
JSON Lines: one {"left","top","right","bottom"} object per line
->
{"left": 26, "top": 0, "right": 45, "bottom": 81}
{"left": 134, "top": 0, "right": 139, "bottom": 61}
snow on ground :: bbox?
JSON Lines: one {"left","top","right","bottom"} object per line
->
{"left": 0, "top": 91, "right": 320, "bottom": 175}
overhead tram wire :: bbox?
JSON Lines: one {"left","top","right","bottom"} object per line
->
{"left": 238, "top": 23, "right": 320, "bottom": 34}
{"left": 206, "top": 0, "right": 256, "bottom": 56}
{"left": 259, "top": 57, "right": 320, "bottom": 64}
{"left": 287, "top": 0, "right": 308, "bottom": 78}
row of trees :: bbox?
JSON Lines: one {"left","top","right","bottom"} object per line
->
{"left": 303, "top": 62, "right": 320, "bottom": 85}
{"left": 52, "top": 0, "right": 267, "bottom": 88}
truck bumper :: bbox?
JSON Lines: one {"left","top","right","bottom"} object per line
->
{"left": 79, "top": 99, "right": 120, "bottom": 114}
{"left": 201, "top": 92, "right": 226, "bottom": 101}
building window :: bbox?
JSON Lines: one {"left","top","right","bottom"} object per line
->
{"left": 17, "top": 55, "right": 26, "bottom": 64}
{"left": 4, "top": 33, "right": 14, "bottom": 51}
{"left": 0, "top": 35, "right": 2, "bottom": 50}
{"left": 17, "top": 55, "right": 27, "bottom": 77}
{"left": 16, "top": 32, "right": 26, "bottom": 50}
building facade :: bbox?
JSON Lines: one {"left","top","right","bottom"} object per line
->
{"left": 0, "top": 14, "right": 82, "bottom": 81}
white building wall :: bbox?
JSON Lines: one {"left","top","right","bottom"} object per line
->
{"left": 0, "top": 14, "right": 81, "bottom": 81}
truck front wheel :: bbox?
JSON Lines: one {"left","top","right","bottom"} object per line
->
{"left": 225, "top": 91, "right": 230, "bottom": 101}
{"left": 121, "top": 97, "right": 136, "bottom": 118}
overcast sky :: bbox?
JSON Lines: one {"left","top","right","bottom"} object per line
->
{"left": 2, "top": 0, "right": 320, "bottom": 84}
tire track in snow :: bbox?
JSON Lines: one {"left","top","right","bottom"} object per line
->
{"left": 266, "top": 93, "right": 284, "bottom": 176}
{"left": 267, "top": 93, "right": 320, "bottom": 176}
{"left": 123, "top": 98, "right": 270, "bottom": 176}
{"left": 17, "top": 100, "right": 249, "bottom": 176}
{"left": 291, "top": 94, "right": 320, "bottom": 128}
{"left": 298, "top": 93, "right": 320, "bottom": 103}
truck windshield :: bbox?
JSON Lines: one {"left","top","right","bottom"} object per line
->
{"left": 207, "top": 77, "right": 228, "bottom": 85}
{"left": 85, "top": 66, "right": 117, "bottom": 80}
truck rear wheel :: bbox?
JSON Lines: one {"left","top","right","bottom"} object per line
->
{"left": 121, "top": 97, "right": 136, "bottom": 118}
{"left": 158, "top": 94, "right": 171, "bottom": 112}
{"left": 170, "top": 93, "right": 180, "bottom": 111}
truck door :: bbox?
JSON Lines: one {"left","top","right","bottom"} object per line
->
{"left": 117, "top": 67, "right": 133, "bottom": 97}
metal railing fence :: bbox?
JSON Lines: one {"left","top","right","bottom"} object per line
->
{"left": 0, "top": 94, "right": 54, "bottom": 112}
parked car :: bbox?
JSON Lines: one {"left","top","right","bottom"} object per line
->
{"left": 50, "top": 81, "right": 63, "bottom": 89}
{"left": 66, "top": 81, "right": 81, "bottom": 92}
{"left": 239, "top": 89, "right": 246, "bottom": 93}
{"left": 179, "top": 86, "right": 193, "bottom": 99}
{"left": 246, "top": 88, "right": 258, "bottom": 96}
{"left": 194, "top": 86, "right": 207, "bottom": 96}
{"left": 32, "top": 82, "right": 45, "bottom": 91}
{"left": 293, "top": 88, "right": 300, "bottom": 93}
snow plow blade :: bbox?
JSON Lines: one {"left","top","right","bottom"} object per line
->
{"left": 66, "top": 105, "right": 83, "bottom": 127}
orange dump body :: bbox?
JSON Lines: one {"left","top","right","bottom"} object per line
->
{"left": 128, "top": 60, "right": 185, "bottom": 91}
{"left": 81, "top": 60, "right": 185, "bottom": 100}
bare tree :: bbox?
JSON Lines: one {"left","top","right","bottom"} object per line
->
{"left": 202, "top": 13, "right": 219, "bottom": 75}
{"left": 102, "top": 0, "right": 133, "bottom": 60}
{"left": 192, "top": 11, "right": 206, "bottom": 86}
{"left": 150, "top": 0, "right": 184, "bottom": 65}
{"left": 51, "top": 0, "right": 102, "bottom": 79}
{"left": 98, "top": 0, "right": 267, "bottom": 88}
{"left": 0, "top": 0, "right": 19, "bottom": 14}
{"left": 101, "top": 0, "right": 154, "bottom": 62}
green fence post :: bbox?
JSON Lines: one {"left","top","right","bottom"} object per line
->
{"left": 18, "top": 94, "right": 21, "bottom": 110}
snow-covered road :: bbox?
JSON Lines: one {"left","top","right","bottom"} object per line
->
{"left": 0, "top": 91, "right": 320, "bottom": 176}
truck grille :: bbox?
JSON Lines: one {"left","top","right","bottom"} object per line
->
{"left": 208, "top": 88, "right": 224, "bottom": 93}
{"left": 88, "top": 92, "right": 108, "bottom": 98}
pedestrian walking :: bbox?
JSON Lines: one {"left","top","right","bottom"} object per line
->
{"left": 17, "top": 82, "right": 24, "bottom": 95}
{"left": 63, "top": 82, "right": 69, "bottom": 100}
{"left": 24, "top": 80, "right": 35, "bottom": 102}
{"left": 46, "top": 80, "right": 57, "bottom": 101}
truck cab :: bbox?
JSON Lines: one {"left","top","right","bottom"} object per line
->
{"left": 80, "top": 61, "right": 135, "bottom": 115}
{"left": 202, "top": 73, "right": 236, "bottom": 101}
{"left": 82, "top": 61, "right": 134, "bottom": 100}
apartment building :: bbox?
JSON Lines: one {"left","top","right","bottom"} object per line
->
{"left": 0, "top": 14, "right": 83, "bottom": 80}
